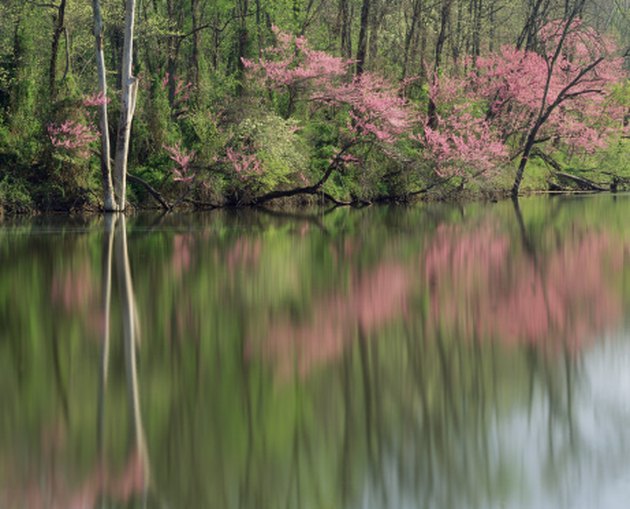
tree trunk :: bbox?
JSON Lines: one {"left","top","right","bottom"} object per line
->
{"left": 512, "top": 127, "right": 539, "bottom": 197}
{"left": 356, "top": 0, "right": 370, "bottom": 75}
{"left": 49, "top": 0, "right": 67, "bottom": 101}
{"left": 91, "top": 0, "right": 117, "bottom": 211}
{"left": 368, "top": 0, "right": 381, "bottom": 65}
{"left": 114, "top": 0, "right": 139, "bottom": 211}
{"left": 434, "top": 0, "right": 451, "bottom": 72}
{"left": 235, "top": 0, "right": 249, "bottom": 93}
{"left": 512, "top": 1, "right": 594, "bottom": 197}
{"left": 339, "top": 0, "right": 352, "bottom": 58}
{"left": 402, "top": 0, "right": 423, "bottom": 80}
{"left": 427, "top": 0, "right": 452, "bottom": 128}
{"left": 472, "top": 0, "right": 482, "bottom": 58}
{"left": 166, "top": 0, "right": 181, "bottom": 107}
{"left": 191, "top": 0, "right": 201, "bottom": 87}
{"left": 517, "top": 0, "right": 549, "bottom": 51}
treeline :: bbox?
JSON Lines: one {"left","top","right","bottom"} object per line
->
{"left": 0, "top": 0, "right": 628, "bottom": 213}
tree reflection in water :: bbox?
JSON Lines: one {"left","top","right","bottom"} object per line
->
{"left": 0, "top": 215, "right": 150, "bottom": 509}
{"left": 1, "top": 197, "right": 630, "bottom": 509}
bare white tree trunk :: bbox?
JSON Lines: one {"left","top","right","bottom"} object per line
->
{"left": 113, "top": 0, "right": 138, "bottom": 211}
{"left": 91, "top": 0, "right": 117, "bottom": 211}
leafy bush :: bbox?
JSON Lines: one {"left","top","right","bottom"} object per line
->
{"left": 0, "top": 176, "right": 33, "bottom": 213}
{"left": 224, "top": 113, "right": 311, "bottom": 199}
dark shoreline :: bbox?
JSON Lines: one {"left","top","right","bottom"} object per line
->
{"left": 2, "top": 187, "right": 627, "bottom": 219}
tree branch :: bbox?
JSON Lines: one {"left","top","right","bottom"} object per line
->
{"left": 251, "top": 141, "right": 355, "bottom": 205}
{"left": 127, "top": 174, "right": 171, "bottom": 210}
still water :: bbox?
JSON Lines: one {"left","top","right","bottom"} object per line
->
{"left": 1, "top": 195, "right": 630, "bottom": 509}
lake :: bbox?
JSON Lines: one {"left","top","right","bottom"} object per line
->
{"left": 1, "top": 195, "right": 630, "bottom": 509}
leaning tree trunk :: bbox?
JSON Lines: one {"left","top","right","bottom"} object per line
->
{"left": 91, "top": 0, "right": 117, "bottom": 211}
{"left": 114, "top": 0, "right": 139, "bottom": 211}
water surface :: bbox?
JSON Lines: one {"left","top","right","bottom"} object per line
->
{"left": 1, "top": 195, "right": 630, "bottom": 508}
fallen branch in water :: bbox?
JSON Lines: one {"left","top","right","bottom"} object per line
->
{"left": 533, "top": 150, "right": 608, "bottom": 192}
{"left": 182, "top": 197, "right": 220, "bottom": 209}
{"left": 554, "top": 171, "right": 608, "bottom": 192}
{"left": 127, "top": 174, "right": 171, "bottom": 210}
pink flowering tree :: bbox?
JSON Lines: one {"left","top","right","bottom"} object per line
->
{"left": 421, "top": 19, "right": 626, "bottom": 192}
{"left": 47, "top": 120, "right": 98, "bottom": 158}
{"left": 163, "top": 143, "right": 196, "bottom": 183}
{"left": 241, "top": 27, "right": 414, "bottom": 204}
{"left": 47, "top": 93, "right": 113, "bottom": 159}
{"left": 225, "top": 147, "right": 263, "bottom": 181}
{"left": 46, "top": 106, "right": 102, "bottom": 204}
{"left": 161, "top": 72, "right": 193, "bottom": 119}
{"left": 413, "top": 74, "right": 509, "bottom": 179}
{"left": 481, "top": 19, "right": 626, "bottom": 196}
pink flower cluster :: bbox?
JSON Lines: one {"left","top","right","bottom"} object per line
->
{"left": 243, "top": 27, "right": 412, "bottom": 145}
{"left": 416, "top": 75, "right": 508, "bottom": 177}
{"left": 82, "top": 92, "right": 110, "bottom": 108}
{"left": 326, "top": 73, "right": 411, "bottom": 142}
{"left": 164, "top": 143, "right": 196, "bottom": 183}
{"left": 421, "top": 123, "right": 508, "bottom": 178}
{"left": 421, "top": 19, "right": 626, "bottom": 176}
{"left": 47, "top": 120, "right": 98, "bottom": 153}
{"left": 225, "top": 147, "right": 262, "bottom": 179}
{"left": 161, "top": 72, "right": 193, "bottom": 104}
{"left": 473, "top": 20, "right": 625, "bottom": 153}
{"left": 242, "top": 26, "right": 349, "bottom": 87}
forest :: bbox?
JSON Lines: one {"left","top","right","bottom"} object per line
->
{"left": 0, "top": 0, "right": 628, "bottom": 213}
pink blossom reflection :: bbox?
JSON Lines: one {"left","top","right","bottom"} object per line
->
{"left": 424, "top": 225, "right": 624, "bottom": 352}
{"left": 0, "top": 449, "right": 148, "bottom": 509}
{"left": 255, "top": 263, "right": 410, "bottom": 378}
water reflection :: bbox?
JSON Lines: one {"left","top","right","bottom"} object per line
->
{"left": 1, "top": 215, "right": 150, "bottom": 508}
{"left": 1, "top": 196, "right": 630, "bottom": 509}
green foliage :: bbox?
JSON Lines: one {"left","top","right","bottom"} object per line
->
{"left": 228, "top": 113, "right": 311, "bottom": 195}
{"left": 0, "top": 0, "right": 627, "bottom": 211}
{"left": 610, "top": 80, "right": 630, "bottom": 106}
{"left": 0, "top": 176, "right": 33, "bottom": 213}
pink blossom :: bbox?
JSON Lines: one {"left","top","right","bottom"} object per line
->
{"left": 420, "top": 21, "right": 626, "bottom": 177}
{"left": 161, "top": 72, "right": 170, "bottom": 89}
{"left": 473, "top": 21, "right": 626, "bottom": 155}
{"left": 243, "top": 28, "right": 412, "bottom": 146}
{"left": 47, "top": 120, "right": 98, "bottom": 155}
{"left": 225, "top": 147, "right": 263, "bottom": 179}
{"left": 161, "top": 73, "right": 193, "bottom": 104}
{"left": 163, "top": 143, "right": 196, "bottom": 183}
{"left": 82, "top": 92, "right": 110, "bottom": 108}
